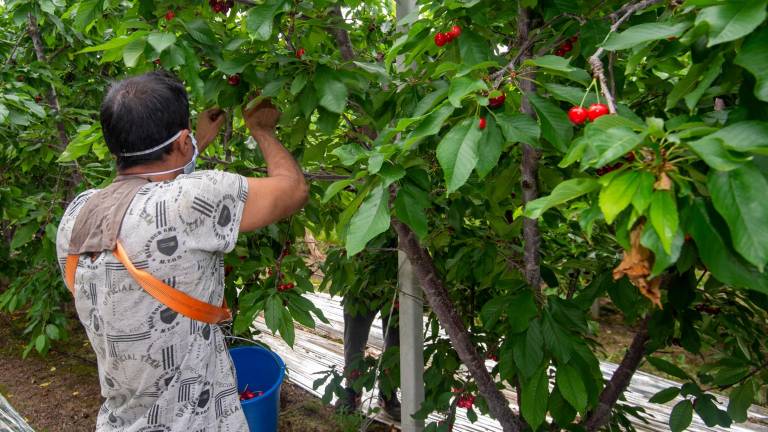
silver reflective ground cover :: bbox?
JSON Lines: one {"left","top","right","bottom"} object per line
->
{"left": 0, "top": 393, "right": 34, "bottom": 432}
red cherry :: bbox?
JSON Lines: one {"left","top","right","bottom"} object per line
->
{"left": 478, "top": 117, "right": 487, "bottom": 130}
{"left": 296, "top": 48, "right": 305, "bottom": 58}
{"left": 561, "top": 41, "right": 573, "bottom": 52}
{"left": 449, "top": 25, "right": 462, "bottom": 39}
{"left": 227, "top": 74, "right": 240, "bottom": 86}
{"left": 488, "top": 93, "right": 506, "bottom": 108}
{"left": 567, "top": 106, "right": 588, "bottom": 125}
{"left": 285, "top": 283, "right": 294, "bottom": 290}
{"left": 624, "top": 152, "right": 636, "bottom": 162}
{"left": 587, "top": 103, "right": 609, "bottom": 121}
{"left": 570, "top": 35, "right": 578, "bottom": 43}
{"left": 165, "top": 10, "right": 175, "bottom": 21}
{"left": 224, "top": 265, "right": 233, "bottom": 276}
{"left": 555, "top": 48, "right": 566, "bottom": 57}
{"left": 434, "top": 32, "right": 449, "bottom": 47}
{"left": 34, "top": 95, "right": 42, "bottom": 102}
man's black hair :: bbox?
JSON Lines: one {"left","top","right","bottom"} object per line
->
{"left": 100, "top": 71, "right": 189, "bottom": 170}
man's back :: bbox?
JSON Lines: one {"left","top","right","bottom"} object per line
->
{"left": 56, "top": 170, "right": 248, "bottom": 432}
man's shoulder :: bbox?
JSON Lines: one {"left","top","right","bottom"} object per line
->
{"left": 63, "top": 188, "right": 100, "bottom": 219}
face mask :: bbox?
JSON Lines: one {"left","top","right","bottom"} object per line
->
{"left": 119, "top": 131, "right": 198, "bottom": 177}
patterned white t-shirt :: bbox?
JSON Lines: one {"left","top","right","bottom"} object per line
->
{"left": 56, "top": 170, "right": 250, "bottom": 432}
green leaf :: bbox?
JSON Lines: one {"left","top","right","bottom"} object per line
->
{"left": 735, "top": 26, "right": 768, "bottom": 102}
{"left": 527, "top": 92, "right": 573, "bottom": 152}
{"left": 182, "top": 19, "right": 217, "bottom": 45}
{"left": 447, "top": 77, "right": 487, "bottom": 108}
{"left": 542, "top": 312, "right": 572, "bottom": 364}
{"left": 556, "top": 364, "right": 588, "bottom": 413}
{"left": 631, "top": 171, "right": 656, "bottom": 213}
{"left": 670, "top": 400, "right": 694, "bottom": 432}
{"left": 708, "top": 163, "right": 768, "bottom": 271}
{"left": 649, "top": 387, "right": 681, "bottom": 404}
{"left": 641, "top": 224, "right": 684, "bottom": 277}
{"left": 727, "top": 383, "right": 754, "bottom": 423}
{"left": 405, "top": 104, "right": 455, "bottom": 147}
{"left": 475, "top": 115, "right": 504, "bottom": 178}
{"left": 35, "top": 334, "right": 46, "bottom": 353}
{"left": 507, "top": 291, "right": 538, "bottom": 333}
{"left": 591, "top": 127, "right": 647, "bottom": 168}
{"left": 394, "top": 183, "right": 429, "bottom": 239}
{"left": 524, "top": 56, "right": 590, "bottom": 84}
{"left": 603, "top": 22, "right": 691, "bottom": 50}
{"left": 353, "top": 61, "right": 389, "bottom": 81}
{"left": 412, "top": 87, "right": 448, "bottom": 117}
{"left": 314, "top": 67, "right": 348, "bottom": 114}
{"left": 436, "top": 118, "right": 483, "bottom": 192}
{"left": 458, "top": 30, "right": 490, "bottom": 66}
{"left": 122, "top": 38, "right": 146, "bottom": 68}
{"left": 684, "top": 54, "right": 724, "bottom": 111}
{"left": 147, "top": 32, "right": 176, "bottom": 53}
{"left": 10, "top": 223, "right": 37, "bottom": 250}
{"left": 525, "top": 178, "right": 600, "bottom": 219}
{"left": 245, "top": 0, "right": 287, "bottom": 41}
{"left": 648, "top": 356, "right": 692, "bottom": 381}
{"left": 707, "top": 121, "right": 768, "bottom": 155}
{"left": 264, "top": 295, "right": 282, "bottom": 333}
{"left": 322, "top": 179, "right": 354, "bottom": 203}
{"left": 599, "top": 171, "right": 640, "bottom": 224}
{"left": 684, "top": 199, "right": 768, "bottom": 294}
{"left": 687, "top": 138, "right": 752, "bottom": 171}
{"left": 696, "top": 0, "right": 767, "bottom": 47}
{"left": 493, "top": 112, "right": 540, "bottom": 145}
{"left": 650, "top": 191, "right": 679, "bottom": 254}
{"left": 345, "top": 185, "right": 391, "bottom": 256}
{"left": 45, "top": 324, "right": 60, "bottom": 340}
{"left": 514, "top": 320, "right": 544, "bottom": 379}
{"left": 77, "top": 32, "right": 147, "bottom": 53}
{"left": 520, "top": 365, "right": 549, "bottom": 429}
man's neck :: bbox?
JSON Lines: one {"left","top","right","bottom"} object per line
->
{"left": 119, "top": 163, "right": 182, "bottom": 183}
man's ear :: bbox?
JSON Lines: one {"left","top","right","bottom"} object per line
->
{"left": 174, "top": 129, "right": 191, "bottom": 155}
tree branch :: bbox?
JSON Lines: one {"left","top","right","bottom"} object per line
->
{"left": 588, "top": 0, "right": 664, "bottom": 114}
{"left": 517, "top": 6, "right": 543, "bottom": 302}
{"left": 199, "top": 155, "right": 352, "bottom": 181}
{"left": 328, "top": 5, "right": 355, "bottom": 62}
{"left": 583, "top": 316, "right": 650, "bottom": 431}
{"left": 28, "top": 13, "right": 70, "bottom": 152}
{"left": 392, "top": 219, "right": 525, "bottom": 432}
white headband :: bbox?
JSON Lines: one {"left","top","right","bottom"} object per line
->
{"left": 118, "top": 130, "right": 183, "bottom": 157}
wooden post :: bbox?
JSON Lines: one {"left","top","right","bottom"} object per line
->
{"left": 395, "top": 2, "right": 423, "bottom": 429}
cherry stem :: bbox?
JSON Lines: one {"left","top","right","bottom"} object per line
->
{"left": 580, "top": 79, "right": 597, "bottom": 108}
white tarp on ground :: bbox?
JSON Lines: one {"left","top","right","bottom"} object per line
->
{"left": 0, "top": 393, "right": 34, "bottom": 432}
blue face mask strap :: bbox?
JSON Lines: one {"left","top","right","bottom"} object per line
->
{"left": 127, "top": 132, "right": 199, "bottom": 177}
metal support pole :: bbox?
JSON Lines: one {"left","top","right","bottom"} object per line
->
{"left": 395, "top": 0, "right": 423, "bottom": 430}
{"left": 398, "top": 250, "right": 424, "bottom": 432}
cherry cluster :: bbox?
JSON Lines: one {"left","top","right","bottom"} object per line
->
{"left": 456, "top": 394, "right": 475, "bottom": 409}
{"left": 595, "top": 163, "right": 623, "bottom": 176}
{"left": 209, "top": 0, "right": 234, "bottom": 14}
{"left": 567, "top": 103, "right": 609, "bottom": 125}
{"left": 555, "top": 35, "right": 578, "bottom": 57}
{"left": 488, "top": 92, "right": 505, "bottom": 109}
{"left": 239, "top": 387, "right": 263, "bottom": 401}
{"left": 277, "top": 282, "right": 294, "bottom": 292}
{"left": 434, "top": 25, "right": 462, "bottom": 47}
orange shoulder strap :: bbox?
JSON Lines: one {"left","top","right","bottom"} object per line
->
{"left": 63, "top": 243, "right": 231, "bottom": 325}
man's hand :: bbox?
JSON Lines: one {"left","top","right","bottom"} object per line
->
{"left": 195, "top": 108, "right": 226, "bottom": 151}
{"left": 243, "top": 99, "right": 281, "bottom": 136}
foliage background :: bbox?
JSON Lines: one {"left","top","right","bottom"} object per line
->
{"left": 1, "top": 0, "right": 768, "bottom": 430}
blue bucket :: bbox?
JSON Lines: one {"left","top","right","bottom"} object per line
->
{"left": 229, "top": 346, "right": 286, "bottom": 432}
